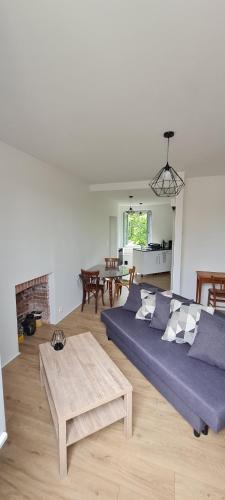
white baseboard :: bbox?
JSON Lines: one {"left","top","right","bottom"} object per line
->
{"left": 2, "top": 351, "right": 20, "bottom": 368}
{"left": 0, "top": 432, "right": 7, "bottom": 448}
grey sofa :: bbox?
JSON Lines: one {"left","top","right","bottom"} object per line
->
{"left": 101, "top": 285, "right": 225, "bottom": 436}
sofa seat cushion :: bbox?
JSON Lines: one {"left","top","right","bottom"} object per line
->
{"left": 101, "top": 307, "right": 225, "bottom": 432}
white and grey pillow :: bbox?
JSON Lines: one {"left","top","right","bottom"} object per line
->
{"left": 161, "top": 304, "right": 215, "bottom": 345}
{"left": 135, "top": 290, "right": 173, "bottom": 321}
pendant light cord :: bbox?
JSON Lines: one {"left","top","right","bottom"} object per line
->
{"left": 167, "top": 137, "right": 169, "bottom": 164}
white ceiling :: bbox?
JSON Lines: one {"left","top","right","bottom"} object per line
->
{"left": 1, "top": 1, "right": 225, "bottom": 184}
{"left": 99, "top": 188, "right": 170, "bottom": 205}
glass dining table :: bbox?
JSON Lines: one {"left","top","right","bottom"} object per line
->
{"left": 88, "top": 265, "right": 129, "bottom": 307}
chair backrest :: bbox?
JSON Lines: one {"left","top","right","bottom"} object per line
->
{"left": 211, "top": 277, "right": 225, "bottom": 292}
{"left": 105, "top": 257, "right": 119, "bottom": 269}
{"left": 80, "top": 269, "right": 100, "bottom": 288}
{"left": 128, "top": 266, "right": 135, "bottom": 288}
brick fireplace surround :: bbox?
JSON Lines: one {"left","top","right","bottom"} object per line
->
{"left": 16, "top": 275, "right": 50, "bottom": 323}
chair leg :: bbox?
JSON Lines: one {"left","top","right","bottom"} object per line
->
{"left": 115, "top": 284, "right": 119, "bottom": 300}
{"left": 95, "top": 291, "right": 99, "bottom": 313}
{"left": 81, "top": 291, "right": 86, "bottom": 312}
{"left": 101, "top": 288, "right": 105, "bottom": 306}
{"left": 88, "top": 291, "right": 90, "bottom": 304}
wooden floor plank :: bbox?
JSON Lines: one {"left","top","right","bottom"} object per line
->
{"left": 175, "top": 473, "right": 225, "bottom": 500}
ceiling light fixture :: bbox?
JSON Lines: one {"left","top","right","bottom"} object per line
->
{"left": 126, "top": 195, "right": 134, "bottom": 213}
{"left": 150, "top": 131, "right": 185, "bottom": 197}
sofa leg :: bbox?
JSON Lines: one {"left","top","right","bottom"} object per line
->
{"left": 193, "top": 429, "right": 201, "bottom": 438}
{"left": 202, "top": 425, "right": 209, "bottom": 436}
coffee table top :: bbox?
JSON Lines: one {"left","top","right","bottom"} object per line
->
{"left": 39, "top": 332, "right": 132, "bottom": 420}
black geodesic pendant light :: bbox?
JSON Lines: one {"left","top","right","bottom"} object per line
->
{"left": 150, "top": 131, "right": 185, "bottom": 197}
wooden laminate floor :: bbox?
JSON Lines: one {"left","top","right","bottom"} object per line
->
{"left": 1, "top": 273, "right": 225, "bottom": 499}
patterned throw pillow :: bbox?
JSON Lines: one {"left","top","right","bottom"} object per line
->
{"left": 123, "top": 283, "right": 161, "bottom": 313}
{"left": 161, "top": 304, "right": 215, "bottom": 345}
{"left": 135, "top": 290, "right": 173, "bottom": 321}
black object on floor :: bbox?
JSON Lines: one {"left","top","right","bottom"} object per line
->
{"left": 22, "top": 313, "right": 36, "bottom": 336}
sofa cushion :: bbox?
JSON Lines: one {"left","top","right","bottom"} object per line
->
{"left": 188, "top": 310, "right": 225, "bottom": 370}
{"left": 162, "top": 304, "right": 214, "bottom": 345}
{"left": 123, "top": 283, "right": 162, "bottom": 313}
{"left": 101, "top": 307, "right": 225, "bottom": 431}
{"left": 150, "top": 293, "right": 185, "bottom": 330}
{"left": 150, "top": 293, "right": 172, "bottom": 330}
{"left": 135, "top": 289, "right": 172, "bottom": 321}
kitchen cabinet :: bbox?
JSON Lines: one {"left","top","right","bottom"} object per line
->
{"left": 122, "top": 247, "right": 133, "bottom": 267}
{"left": 133, "top": 249, "right": 172, "bottom": 275}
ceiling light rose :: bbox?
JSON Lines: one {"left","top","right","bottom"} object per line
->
{"left": 150, "top": 131, "right": 185, "bottom": 197}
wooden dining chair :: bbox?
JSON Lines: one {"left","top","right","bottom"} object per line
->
{"left": 208, "top": 277, "right": 225, "bottom": 309}
{"left": 114, "top": 266, "right": 136, "bottom": 300}
{"left": 80, "top": 269, "right": 105, "bottom": 313}
{"left": 105, "top": 257, "right": 119, "bottom": 269}
{"left": 104, "top": 257, "right": 120, "bottom": 291}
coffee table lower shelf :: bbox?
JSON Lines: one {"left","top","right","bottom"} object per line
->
{"left": 40, "top": 360, "right": 132, "bottom": 478}
{"left": 67, "top": 397, "right": 126, "bottom": 446}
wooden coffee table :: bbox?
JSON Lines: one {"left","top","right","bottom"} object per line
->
{"left": 39, "top": 332, "right": 133, "bottom": 478}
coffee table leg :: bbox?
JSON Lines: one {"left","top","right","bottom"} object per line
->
{"left": 124, "top": 392, "right": 132, "bottom": 439}
{"left": 58, "top": 420, "right": 67, "bottom": 478}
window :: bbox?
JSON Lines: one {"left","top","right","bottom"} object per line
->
{"left": 123, "top": 211, "right": 152, "bottom": 247}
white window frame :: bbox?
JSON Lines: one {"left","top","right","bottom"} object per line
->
{"left": 123, "top": 210, "right": 152, "bottom": 247}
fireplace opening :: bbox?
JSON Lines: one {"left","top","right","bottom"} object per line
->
{"left": 15, "top": 275, "right": 51, "bottom": 342}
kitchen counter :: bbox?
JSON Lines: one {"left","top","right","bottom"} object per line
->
{"left": 133, "top": 248, "right": 172, "bottom": 275}
{"left": 134, "top": 247, "right": 168, "bottom": 252}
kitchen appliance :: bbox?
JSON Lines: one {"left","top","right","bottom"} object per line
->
{"left": 148, "top": 243, "right": 161, "bottom": 251}
{"left": 162, "top": 240, "right": 172, "bottom": 250}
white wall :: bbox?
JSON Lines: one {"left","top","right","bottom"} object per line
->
{"left": 0, "top": 141, "right": 117, "bottom": 367}
{"left": 181, "top": 175, "right": 225, "bottom": 303}
{"left": 151, "top": 204, "right": 173, "bottom": 244}
{"left": 109, "top": 216, "right": 118, "bottom": 256}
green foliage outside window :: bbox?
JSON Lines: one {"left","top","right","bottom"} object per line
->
{"left": 127, "top": 212, "right": 147, "bottom": 246}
